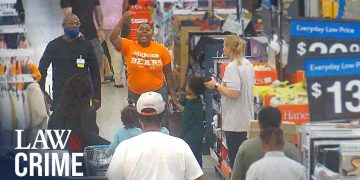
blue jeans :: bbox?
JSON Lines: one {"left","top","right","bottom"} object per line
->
{"left": 127, "top": 84, "right": 168, "bottom": 105}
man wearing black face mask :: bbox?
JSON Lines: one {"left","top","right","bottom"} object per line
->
{"left": 38, "top": 14, "right": 101, "bottom": 111}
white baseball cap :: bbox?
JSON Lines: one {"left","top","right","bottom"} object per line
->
{"left": 136, "top": 91, "right": 165, "bottom": 116}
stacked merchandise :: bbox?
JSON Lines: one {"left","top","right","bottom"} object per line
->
{"left": 0, "top": 0, "right": 27, "bottom": 49}
{"left": 254, "top": 79, "right": 309, "bottom": 125}
{"left": 0, "top": 0, "right": 48, "bottom": 147}
{"left": 321, "top": 0, "right": 339, "bottom": 18}
{"left": 128, "top": 0, "right": 153, "bottom": 41}
{"left": 154, "top": 0, "right": 178, "bottom": 49}
{"left": 302, "top": 123, "right": 360, "bottom": 179}
{"left": 341, "top": 0, "right": 360, "bottom": 19}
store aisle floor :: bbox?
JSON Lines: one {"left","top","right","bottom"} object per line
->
{"left": 23, "top": 0, "right": 221, "bottom": 179}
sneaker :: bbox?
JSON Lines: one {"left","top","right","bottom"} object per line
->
{"left": 114, "top": 84, "right": 124, "bottom": 88}
{"left": 104, "top": 75, "right": 114, "bottom": 82}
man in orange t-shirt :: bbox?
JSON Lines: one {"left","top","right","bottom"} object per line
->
{"left": 110, "top": 11, "right": 177, "bottom": 106}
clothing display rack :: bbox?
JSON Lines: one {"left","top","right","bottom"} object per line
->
{"left": 0, "top": 0, "right": 48, "bottom": 147}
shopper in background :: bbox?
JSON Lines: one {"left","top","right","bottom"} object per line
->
{"left": 38, "top": 14, "right": 101, "bottom": 111}
{"left": 231, "top": 107, "right": 301, "bottom": 180}
{"left": 107, "top": 92, "right": 203, "bottom": 180}
{"left": 110, "top": 11, "right": 177, "bottom": 107}
{"left": 205, "top": 35, "right": 255, "bottom": 168}
{"left": 47, "top": 73, "right": 109, "bottom": 153}
{"left": 106, "top": 105, "right": 142, "bottom": 156}
{"left": 60, "top": 0, "right": 112, "bottom": 82}
{"left": 106, "top": 105, "right": 170, "bottom": 156}
{"left": 100, "top": 0, "right": 128, "bottom": 88}
{"left": 179, "top": 75, "right": 206, "bottom": 167}
{"left": 245, "top": 127, "right": 307, "bottom": 180}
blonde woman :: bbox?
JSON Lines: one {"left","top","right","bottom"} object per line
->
{"left": 205, "top": 35, "right": 255, "bottom": 168}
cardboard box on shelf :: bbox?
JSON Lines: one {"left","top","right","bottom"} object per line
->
{"left": 248, "top": 120, "right": 297, "bottom": 143}
{"left": 173, "top": 14, "right": 222, "bottom": 84}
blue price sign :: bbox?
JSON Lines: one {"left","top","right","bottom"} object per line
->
{"left": 262, "top": 0, "right": 271, "bottom": 9}
{"left": 304, "top": 56, "right": 360, "bottom": 121}
{"left": 288, "top": 18, "right": 360, "bottom": 73}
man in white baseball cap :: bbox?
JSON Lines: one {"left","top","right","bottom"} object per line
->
{"left": 107, "top": 92, "right": 204, "bottom": 180}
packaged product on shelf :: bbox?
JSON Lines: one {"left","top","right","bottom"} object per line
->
{"left": 340, "top": 143, "right": 360, "bottom": 177}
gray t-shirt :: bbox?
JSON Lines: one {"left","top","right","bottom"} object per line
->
{"left": 221, "top": 58, "right": 255, "bottom": 132}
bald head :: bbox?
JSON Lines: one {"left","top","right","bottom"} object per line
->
{"left": 62, "top": 14, "right": 81, "bottom": 38}
{"left": 63, "top": 14, "right": 79, "bottom": 24}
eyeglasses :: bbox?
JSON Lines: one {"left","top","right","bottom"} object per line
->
{"left": 64, "top": 21, "right": 81, "bottom": 26}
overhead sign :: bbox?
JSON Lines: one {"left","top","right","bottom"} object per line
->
{"left": 262, "top": 0, "right": 271, "bottom": 9}
{"left": 304, "top": 56, "right": 360, "bottom": 121}
{"left": 287, "top": 18, "right": 360, "bottom": 73}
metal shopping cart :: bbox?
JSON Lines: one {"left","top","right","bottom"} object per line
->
{"left": 84, "top": 145, "right": 111, "bottom": 176}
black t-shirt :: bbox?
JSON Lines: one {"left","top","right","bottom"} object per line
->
{"left": 38, "top": 36, "right": 101, "bottom": 102}
{"left": 60, "top": 0, "right": 100, "bottom": 40}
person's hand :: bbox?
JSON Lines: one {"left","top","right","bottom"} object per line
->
{"left": 97, "top": 29, "right": 106, "bottom": 42}
{"left": 122, "top": 11, "right": 133, "bottom": 21}
{"left": 92, "top": 99, "right": 101, "bottom": 110}
{"left": 204, "top": 77, "right": 217, "bottom": 89}
{"left": 44, "top": 94, "right": 54, "bottom": 111}
{"left": 78, "top": 32, "right": 84, "bottom": 38}
{"left": 169, "top": 97, "right": 178, "bottom": 111}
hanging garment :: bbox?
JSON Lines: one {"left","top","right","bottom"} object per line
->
{"left": 26, "top": 83, "right": 49, "bottom": 143}
{"left": 8, "top": 91, "right": 17, "bottom": 130}
{"left": 1, "top": 91, "right": 13, "bottom": 145}
{"left": 23, "top": 91, "right": 31, "bottom": 128}
{"left": 14, "top": 90, "right": 26, "bottom": 129}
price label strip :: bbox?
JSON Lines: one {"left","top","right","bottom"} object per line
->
{"left": 304, "top": 57, "right": 360, "bottom": 121}
{"left": 287, "top": 18, "right": 360, "bottom": 73}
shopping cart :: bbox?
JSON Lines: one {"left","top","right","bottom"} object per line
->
{"left": 83, "top": 145, "right": 111, "bottom": 176}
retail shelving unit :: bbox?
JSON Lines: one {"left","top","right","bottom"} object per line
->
{"left": 0, "top": 0, "right": 29, "bottom": 54}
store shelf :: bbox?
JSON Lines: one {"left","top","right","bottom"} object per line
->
{"left": 0, "top": 49, "right": 34, "bottom": 57}
{"left": 0, "top": 8, "right": 18, "bottom": 16}
{"left": 0, "top": 24, "right": 26, "bottom": 33}
{"left": 0, "top": 74, "right": 35, "bottom": 83}
{"left": 0, "top": 0, "right": 16, "bottom": 4}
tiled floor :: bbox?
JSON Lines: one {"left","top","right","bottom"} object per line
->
{"left": 23, "top": 0, "right": 223, "bottom": 179}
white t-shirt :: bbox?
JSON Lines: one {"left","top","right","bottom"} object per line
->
{"left": 221, "top": 58, "right": 255, "bottom": 132}
{"left": 106, "top": 131, "right": 203, "bottom": 180}
{"left": 246, "top": 151, "right": 307, "bottom": 180}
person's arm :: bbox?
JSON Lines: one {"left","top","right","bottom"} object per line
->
{"left": 80, "top": 108, "right": 109, "bottom": 145}
{"left": 122, "top": 0, "right": 129, "bottom": 13}
{"left": 204, "top": 77, "right": 240, "bottom": 99}
{"left": 94, "top": 2, "right": 105, "bottom": 42}
{"left": 87, "top": 42, "right": 101, "bottom": 110}
{"left": 231, "top": 144, "right": 247, "bottom": 180}
{"left": 38, "top": 44, "right": 53, "bottom": 103}
{"left": 163, "top": 63, "right": 177, "bottom": 104}
{"left": 60, "top": 0, "right": 72, "bottom": 15}
{"left": 184, "top": 141, "right": 204, "bottom": 180}
{"left": 110, "top": 11, "right": 131, "bottom": 52}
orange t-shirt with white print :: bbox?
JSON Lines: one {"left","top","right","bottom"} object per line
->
{"left": 120, "top": 38, "right": 172, "bottom": 94}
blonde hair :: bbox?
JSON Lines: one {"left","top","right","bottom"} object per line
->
{"left": 224, "top": 35, "right": 245, "bottom": 65}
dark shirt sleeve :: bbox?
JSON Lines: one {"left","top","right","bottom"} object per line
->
{"left": 178, "top": 94, "right": 186, "bottom": 106}
{"left": 38, "top": 43, "right": 53, "bottom": 93}
{"left": 95, "top": 0, "right": 100, "bottom": 6}
{"left": 87, "top": 42, "right": 101, "bottom": 101}
{"left": 60, "top": 0, "right": 72, "bottom": 8}
{"left": 80, "top": 107, "right": 109, "bottom": 145}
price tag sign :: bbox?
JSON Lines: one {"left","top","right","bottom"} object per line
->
{"left": 304, "top": 57, "right": 360, "bottom": 121}
{"left": 262, "top": 0, "right": 271, "bottom": 9}
{"left": 287, "top": 18, "right": 360, "bottom": 73}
